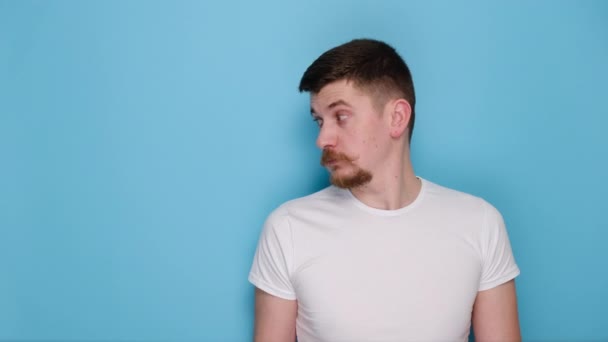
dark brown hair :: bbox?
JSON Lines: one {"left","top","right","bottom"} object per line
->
{"left": 299, "top": 39, "right": 416, "bottom": 142}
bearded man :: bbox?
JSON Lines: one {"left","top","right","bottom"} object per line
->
{"left": 249, "top": 38, "right": 521, "bottom": 342}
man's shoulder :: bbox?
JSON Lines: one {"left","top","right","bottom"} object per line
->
{"left": 420, "top": 178, "right": 506, "bottom": 236}
{"left": 265, "top": 186, "right": 347, "bottom": 223}
{"left": 422, "top": 178, "right": 495, "bottom": 214}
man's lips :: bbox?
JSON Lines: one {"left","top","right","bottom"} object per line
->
{"left": 321, "top": 149, "right": 354, "bottom": 167}
{"left": 324, "top": 159, "right": 345, "bottom": 170}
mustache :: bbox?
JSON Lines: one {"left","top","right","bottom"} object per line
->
{"left": 321, "top": 149, "right": 355, "bottom": 166}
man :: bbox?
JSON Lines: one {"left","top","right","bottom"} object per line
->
{"left": 249, "top": 39, "right": 521, "bottom": 341}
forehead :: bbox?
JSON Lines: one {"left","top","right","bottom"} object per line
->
{"left": 310, "top": 80, "right": 371, "bottom": 114}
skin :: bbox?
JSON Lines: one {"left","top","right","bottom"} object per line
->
{"left": 311, "top": 80, "right": 419, "bottom": 210}
{"left": 254, "top": 288, "right": 297, "bottom": 342}
{"left": 472, "top": 280, "right": 522, "bottom": 342}
{"left": 254, "top": 79, "right": 521, "bottom": 341}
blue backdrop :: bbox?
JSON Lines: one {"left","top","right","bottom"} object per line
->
{"left": 1, "top": 0, "right": 607, "bottom": 340}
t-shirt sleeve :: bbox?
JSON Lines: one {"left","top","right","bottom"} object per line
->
{"left": 478, "top": 201, "right": 520, "bottom": 291}
{"left": 248, "top": 210, "right": 297, "bottom": 300}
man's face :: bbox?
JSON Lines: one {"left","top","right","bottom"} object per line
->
{"left": 311, "top": 80, "right": 390, "bottom": 189}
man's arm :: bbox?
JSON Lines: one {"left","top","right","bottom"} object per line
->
{"left": 472, "top": 279, "right": 521, "bottom": 342}
{"left": 254, "top": 288, "right": 298, "bottom": 342}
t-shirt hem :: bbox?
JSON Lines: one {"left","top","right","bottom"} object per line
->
{"left": 478, "top": 266, "right": 521, "bottom": 292}
{"left": 248, "top": 273, "right": 297, "bottom": 300}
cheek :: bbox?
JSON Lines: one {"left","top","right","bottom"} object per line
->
{"left": 371, "top": 136, "right": 379, "bottom": 149}
{"left": 363, "top": 135, "right": 379, "bottom": 151}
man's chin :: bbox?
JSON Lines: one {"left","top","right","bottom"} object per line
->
{"left": 330, "top": 169, "right": 372, "bottom": 189}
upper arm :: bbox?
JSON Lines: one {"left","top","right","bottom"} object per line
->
{"left": 254, "top": 287, "right": 298, "bottom": 342}
{"left": 472, "top": 279, "right": 521, "bottom": 342}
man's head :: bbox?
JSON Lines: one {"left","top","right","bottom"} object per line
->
{"left": 299, "top": 39, "right": 416, "bottom": 189}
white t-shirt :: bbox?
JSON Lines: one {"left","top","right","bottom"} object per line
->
{"left": 249, "top": 178, "right": 520, "bottom": 342}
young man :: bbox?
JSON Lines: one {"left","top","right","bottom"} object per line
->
{"left": 249, "top": 39, "right": 521, "bottom": 342}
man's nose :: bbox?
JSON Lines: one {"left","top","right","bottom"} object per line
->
{"left": 316, "top": 125, "right": 337, "bottom": 150}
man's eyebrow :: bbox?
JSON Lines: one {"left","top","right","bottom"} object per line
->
{"left": 327, "top": 99, "right": 351, "bottom": 109}
{"left": 310, "top": 99, "right": 352, "bottom": 116}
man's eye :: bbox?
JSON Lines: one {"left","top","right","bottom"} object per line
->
{"left": 313, "top": 118, "right": 323, "bottom": 127}
{"left": 337, "top": 114, "right": 348, "bottom": 122}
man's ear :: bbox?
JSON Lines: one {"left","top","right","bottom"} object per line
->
{"left": 389, "top": 99, "right": 412, "bottom": 139}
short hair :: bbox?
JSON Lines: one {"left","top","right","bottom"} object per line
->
{"left": 299, "top": 38, "right": 416, "bottom": 142}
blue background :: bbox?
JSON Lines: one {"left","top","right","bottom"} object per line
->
{"left": 1, "top": 0, "right": 607, "bottom": 340}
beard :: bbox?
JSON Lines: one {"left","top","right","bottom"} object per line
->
{"left": 321, "top": 149, "right": 372, "bottom": 189}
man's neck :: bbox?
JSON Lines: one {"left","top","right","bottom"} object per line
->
{"left": 349, "top": 159, "right": 421, "bottom": 211}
